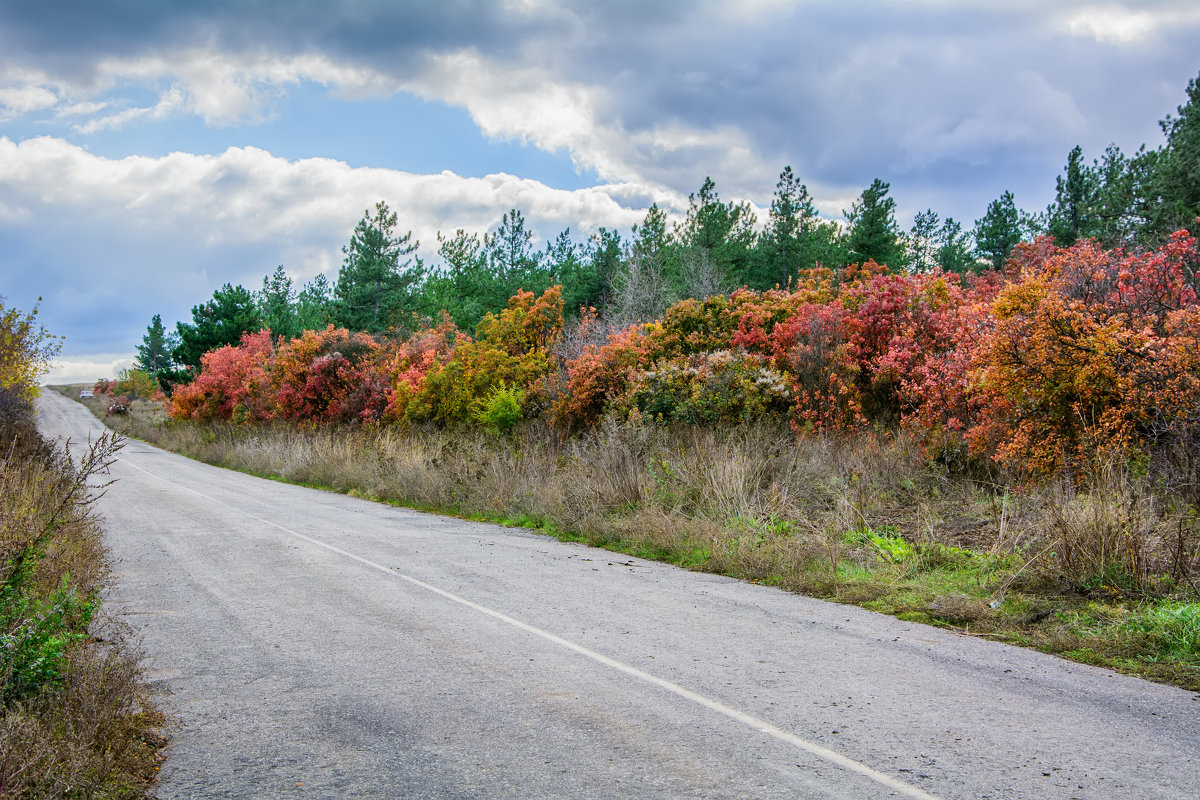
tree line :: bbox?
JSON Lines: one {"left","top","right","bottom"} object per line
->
{"left": 136, "top": 71, "right": 1200, "bottom": 388}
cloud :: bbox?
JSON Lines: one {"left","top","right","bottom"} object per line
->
{"left": 1055, "top": 4, "right": 1200, "bottom": 45}
{"left": 0, "top": 83, "right": 57, "bottom": 114}
{"left": 2, "top": 0, "right": 1198, "bottom": 226}
{"left": 73, "top": 86, "right": 185, "bottom": 133}
{"left": 44, "top": 354, "right": 135, "bottom": 386}
{"left": 0, "top": 136, "right": 652, "bottom": 357}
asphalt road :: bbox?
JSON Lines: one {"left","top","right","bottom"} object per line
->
{"left": 36, "top": 391, "right": 1200, "bottom": 799}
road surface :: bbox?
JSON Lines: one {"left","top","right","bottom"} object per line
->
{"left": 36, "top": 391, "right": 1199, "bottom": 799}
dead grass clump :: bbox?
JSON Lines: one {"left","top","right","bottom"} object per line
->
{"left": 1031, "top": 465, "right": 1172, "bottom": 593}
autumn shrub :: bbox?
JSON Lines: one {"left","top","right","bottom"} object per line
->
{"left": 408, "top": 286, "right": 563, "bottom": 425}
{"left": 615, "top": 349, "right": 792, "bottom": 425}
{"left": 969, "top": 232, "right": 1200, "bottom": 476}
{"left": 112, "top": 368, "right": 159, "bottom": 401}
{"left": 383, "top": 313, "right": 462, "bottom": 421}
{"left": 271, "top": 326, "right": 391, "bottom": 424}
{"left": 168, "top": 329, "right": 274, "bottom": 422}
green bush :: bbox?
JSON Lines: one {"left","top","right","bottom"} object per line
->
{"left": 1, "top": 576, "right": 95, "bottom": 704}
{"left": 474, "top": 383, "right": 526, "bottom": 434}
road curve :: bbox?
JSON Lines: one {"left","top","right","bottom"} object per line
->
{"left": 36, "top": 391, "right": 1199, "bottom": 799}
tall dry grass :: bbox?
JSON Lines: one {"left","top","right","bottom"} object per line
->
{"left": 1, "top": 390, "right": 165, "bottom": 798}
{"left": 90, "top": 382, "right": 1200, "bottom": 601}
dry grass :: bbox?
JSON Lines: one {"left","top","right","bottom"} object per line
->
{"left": 2, "top": 388, "right": 166, "bottom": 798}
{"left": 89, "top": 390, "right": 1200, "bottom": 689}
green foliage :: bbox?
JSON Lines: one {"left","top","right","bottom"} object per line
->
{"left": 1127, "top": 603, "right": 1200, "bottom": 660}
{"left": 1046, "top": 145, "right": 1100, "bottom": 248}
{"left": 257, "top": 264, "right": 301, "bottom": 341}
{"left": 134, "top": 313, "right": 175, "bottom": 386}
{"left": 845, "top": 526, "right": 916, "bottom": 563}
{"left": 173, "top": 282, "right": 262, "bottom": 373}
{"left": 474, "top": 383, "right": 526, "bottom": 434}
{"left": 674, "top": 176, "right": 757, "bottom": 294}
{"left": 1138, "top": 71, "right": 1200, "bottom": 239}
{"left": 846, "top": 178, "right": 905, "bottom": 269}
{"left": 0, "top": 297, "right": 60, "bottom": 402}
{"left": 612, "top": 203, "right": 677, "bottom": 324}
{"left": 1, "top": 575, "right": 94, "bottom": 704}
{"left": 334, "top": 201, "right": 424, "bottom": 334}
{"left": 296, "top": 273, "right": 335, "bottom": 332}
{"left": 753, "top": 166, "right": 845, "bottom": 288}
{"left": 974, "top": 190, "right": 1028, "bottom": 270}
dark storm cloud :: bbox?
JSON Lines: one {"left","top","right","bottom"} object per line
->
{"left": 0, "top": 1, "right": 570, "bottom": 81}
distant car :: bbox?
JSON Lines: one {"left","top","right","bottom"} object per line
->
{"left": 79, "top": 389, "right": 93, "bottom": 399}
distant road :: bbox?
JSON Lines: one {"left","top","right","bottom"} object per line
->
{"left": 37, "top": 390, "right": 1199, "bottom": 799}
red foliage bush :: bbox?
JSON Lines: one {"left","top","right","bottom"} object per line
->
{"left": 165, "top": 233, "right": 1200, "bottom": 480}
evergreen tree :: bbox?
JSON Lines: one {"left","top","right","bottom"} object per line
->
{"left": 582, "top": 227, "right": 623, "bottom": 314}
{"left": 296, "top": 274, "right": 334, "bottom": 332}
{"left": 257, "top": 265, "right": 299, "bottom": 341}
{"left": 422, "top": 229, "right": 496, "bottom": 331}
{"left": 1091, "top": 144, "right": 1137, "bottom": 246}
{"left": 544, "top": 228, "right": 597, "bottom": 318}
{"left": 1138, "top": 71, "right": 1200, "bottom": 238}
{"left": 1046, "top": 145, "right": 1101, "bottom": 247}
{"left": 674, "top": 177, "right": 756, "bottom": 291}
{"left": 974, "top": 190, "right": 1026, "bottom": 270}
{"left": 755, "top": 166, "right": 828, "bottom": 288}
{"left": 173, "top": 283, "right": 261, "bottom": 372}
{"left": 935, "top": 217, "right": 976, "bottom": 274}
{"left": 845, "top": 178, "right": 905, "bottom": 268}
{"left": 906, "top": 209, "right": 941, "bottom": 273}
{"left": 134, "top": 314, "right": 176, "bottom": 385}
{"left": 612, "top": 203, "right": 675, "bottom": 324}
{"left": 485, "top": 209, "right": 547, "bottom": 297}
{"left": 334, "top": 201, "right": 423, "bottom": 334}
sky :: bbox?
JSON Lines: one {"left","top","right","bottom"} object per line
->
{"left": 2, "top": 1, "right": 1199, "bottom": 384}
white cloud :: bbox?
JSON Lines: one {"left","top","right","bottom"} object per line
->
{"left": 0, "top": 135, "right": 649, "bottom": 272}
{"left": 44, "top": 354, "right": 135, "bottom": 385}
{"left": 87, "top": 50, "right": 399, "bottom": 127}
{"left": 0, "top": 83, "right": 57, "bottom": 114}
{"left": 1057, "top": 4, "right": 1200, "bottom": 45}
{"left": 73, "top": 86, "right": 185, "bottom": 133}
{"left": 55, "top": 99, "right": 110, "bottom": 117}
{"left": 49, "top": 45, "right": 767, "bottom": 207}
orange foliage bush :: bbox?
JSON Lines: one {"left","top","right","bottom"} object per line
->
{"left": 969, "top": 232, "right": 1200, "bottom": 475}
{"left": 165, "top": 232, "right": 1200, "bottom": 480}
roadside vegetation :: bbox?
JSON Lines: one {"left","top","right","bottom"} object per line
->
{"left": 80, "top": 72, "right": 1200, "bottom": 692}
{"left": 2, "top": 298, "right": 164, "bottom": 799}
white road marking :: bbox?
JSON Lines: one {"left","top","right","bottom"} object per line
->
{"left": 118, "top": 455, "right": 943, "bottom": 800}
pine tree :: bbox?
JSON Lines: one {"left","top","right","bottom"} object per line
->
{"left": 845, "top": 178, "right": 904, "bottom": 269}
{"left": 172, "top": 284, "right": 261, "bottom": 372}
{"left": 135, "top": 314, "right": 174, "bottom": 375}
{"left": 974, "top": 190, "right": 1026, "bottom": 270}
{"left": 1138, "top": 71, "right": 1200, "bottom": 238}
{"left": 755, "top": 166, "right": 824, "bottom": 288}
{"left": 257, "top": 265, "right": 299, "bottom": 341}
{"left": 334, "top": 201, "right": 423, "bottom": 334}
